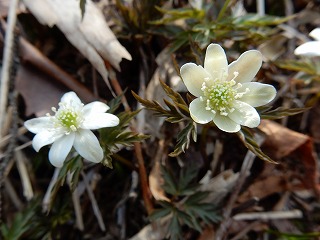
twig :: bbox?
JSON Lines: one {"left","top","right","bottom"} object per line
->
{"left": 229, "top": 221, "right": 262, "bottom": 240}
{"left": 81, "top": 171, "right": 106, "bottom": 231}
{"left": 68, "top": 173, "right": 84, "bottom": 231}
{"left": 233, "top": 209, "right": 303, "bottom": 221}
{"left": 15, "top": 151, "right": 34, "bottom": 200}
{"left": 43, "top": 168, "right": 60, "bottom": 212}
{"left": 0, "top": 0, "right": 19, "bottom": 137}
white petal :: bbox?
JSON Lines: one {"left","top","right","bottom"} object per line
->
{"left": 24, "top": 117, "right": 52, "bottom": 134}
{"left": 83, "top": 101, "right": 110, "bottom": 116}
{"left": 82, "top": 113, "right": 119, "bottom": 129}
{"left": 32, "top": 130, "right": 64, "bottom": 152}
{"left": 227, "top": 50, "right": 262, "bottom": 83}
{"left": 74, "top": 129, "right": 103, "bottom": 163}
{"left": 49, "top": 133, "right": 75, "bottom": 168}
{"left": 237, "top": 82, "right": 276, "bottom": 107}
{"left": 212, "top": 114, "right": 240, "bottom": 133}
{"left": 204, "top": 43, "right": 228, "bottom": 80}
{"left": 60, "top": 91, "right": 82, "bottom": 105}
{"left": 310, "top": 28, "right": 320, "bottom": 41}
{"left": 228, "top": 101, "right": 260, "bottom": 128}
{"left": 189, "top": 98, "right": 214, "bottom": 124}
{"left": 294, "top": 41, "right": 320, "bottom": 57}
{"left": 180, "top": 63, "right": 211, "bottom": 97}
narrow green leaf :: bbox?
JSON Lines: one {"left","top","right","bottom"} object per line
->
{"left": 237, "top": 128, "right": 278, "bottom": 164}
{"left": 260, "top": 107, "right": 309, "bottom": 120}
{"left": 149, "top": 208, "right": 172, "bottom": 221}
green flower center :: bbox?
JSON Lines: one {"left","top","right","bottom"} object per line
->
{"left": 49, "top": 102, "right": 84, "bottom": 134}
{"left": 201, "top": 79, "right": 237, "bottom": 116}
{"left": 200, "top": 73, "right": 250, "bottom": 116}
{"left": 56, "top": 109, "right": 80, "bottom": 131}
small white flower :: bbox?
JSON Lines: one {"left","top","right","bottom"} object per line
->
{"left": 24, "top": 92, "right": 120, "bottom": 168}
{"left": 180, "top": 43, "right": 276, "bottom": 133}
{"left": 294, "top": 28, "right": 320, "bottom": 57}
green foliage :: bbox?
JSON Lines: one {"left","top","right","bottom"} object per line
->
{"left": 1, "top": 200, "right": 39, "bottom": 240}
{"left": 44, "top": 156, "right": 84, "bottom": 212}
{"left": 0, "top": 198, "right": 71, "bottom": 240}
{"left": 237, "top": 127, "right": 278, "bottom": 164}
{"left": 115, "top": 0, "right": 162, "bottom": 36}
{"left": 276, "top": 59, "right": 320, "bottom": 79}
{"left": 259, "top": 106, "right": 309, "bottom": 120}
{"left": 132, "top": 80, "right": 197, "bottom": 156}
{"left": 151, "top": 1, "right": 291, "bottom": 51}
{"left": 150, "top": 165, "right": 220, "bottom": 239}
{"left": 100, "top": 95, "right": 149, "bottom": 168}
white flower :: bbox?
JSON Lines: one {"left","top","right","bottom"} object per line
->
{"left": 24, "top": 92, "right": 119, "bottom": 168}
{"left": 180, "top": 43, "right": 276, "bottom": 133}
{"left": 294, "top": 28, "right": 320, "bottom": 57}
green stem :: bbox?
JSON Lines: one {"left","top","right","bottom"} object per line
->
{"left": 216, "top": 0, "right": 232, "bottom": 22}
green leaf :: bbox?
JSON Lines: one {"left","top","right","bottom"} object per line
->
{"left": 49, "top": 156, "right": 83, "bottom": 211}
{"left": 151, "top": 6, "right": 205, "bottom": 25}
{"left": 149, "top": 207, "right": 172, "bottom": 221}
{"left": 161, "top": 165, "right": 178, "bottom": 195}
{"left": 169, "top": 121, "right": 197, "bottom": 157}
{"left": 100, "top": 109, "right": 149, "bottom": 168}
{"left": 276, "top": 59, "right": 320, "bottom": 77}
{"left": 168, "top": 213, "right": 182, "bottom": 240}
{"left": 178, "top": 165, "right": 199, "bottom": 195}
{"left": 132, "top": 91, "right": 186, "bottom": 122}
{"left": 260, "top": 107, "right": 309, "bottom": 120}
{"left": 237, "top": 128, "right": 278, "bottom": 164}
{"left": 233, "top": 14, "right": 292, "bottom": 26}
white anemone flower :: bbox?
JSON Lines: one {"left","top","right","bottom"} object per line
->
{"left": 24, "top": 91, "right": 120, "bottom": 168}
{"left": 294, "top": 28, "right": 320, "bottom": 57}
{"left": 180, "top": 43, "right": 276, "bottom": 133}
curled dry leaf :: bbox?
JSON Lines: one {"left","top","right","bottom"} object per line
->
{"left": 22, "top": 0, "right": 132, "bottom": 87}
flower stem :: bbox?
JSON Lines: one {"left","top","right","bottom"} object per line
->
{"left": 216, "top": 0, "right": 232, "bottom": 22}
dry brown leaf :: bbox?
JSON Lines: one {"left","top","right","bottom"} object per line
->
{"left": 149, "top": 140, "right": 170, "bottom": 202}
{"left": 197, "top": 226, "right": 215, "bottom": 240}
{"left": 259, "top": 120, "right": 319, "bottom": 194}
{"left": 22, "top": 0, "right": 132, "bottom": 89}
{"left": 16, "top": 64, "right": 67, "bottom": 117}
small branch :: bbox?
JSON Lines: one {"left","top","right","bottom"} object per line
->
{"left": 233, "top": 209, "right": 303, "bottom": 221}
{"left": 81, "top": 171, "right": 106, "bottom": 231}
{"left": 43, "top": 168, "right": 60, "bottom": 213}
{"left": 0, "top": 0, "right": 19, "bottom": 138}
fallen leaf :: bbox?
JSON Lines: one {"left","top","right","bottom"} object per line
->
{"left": 22, "top": 0, "right": 132, "bottom": 90}
{"left": 259, "top": 120, "right": 319, "bottom": 195}
{"left": 16, "top": 63, "right": 67, "bottom": 117}
{"left": 149, "top": 140, "right": 170, "bottom": 202}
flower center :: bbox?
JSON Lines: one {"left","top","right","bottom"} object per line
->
{"left": 200, "top": 72, "right": 249, "bottom": 116}
{"left": 201, "top": 79, "right": 237, "bottom": 116}
{"left": 48, "top": 101, "right": 84, "bottom": 134}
